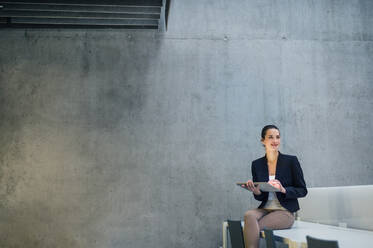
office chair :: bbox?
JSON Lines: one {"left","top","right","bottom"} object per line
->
{"left": 306, "top": 235, "right": 339, "bottom": 248}
{"left": 227, "top": 220, "right": 245, "bottom": 248}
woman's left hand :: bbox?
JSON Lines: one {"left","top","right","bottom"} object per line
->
{"left": 268, "top": 179, "right": 287, "bottom": 194}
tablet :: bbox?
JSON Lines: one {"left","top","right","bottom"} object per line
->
{"left": 236, "top": 182, "right": 280, "bottom": 192}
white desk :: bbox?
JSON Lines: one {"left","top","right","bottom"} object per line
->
{"left": 274, "top": 221, "right": 373, "bottom": 248}
{"left": 222, "top": 220, "right": 373, "bottom": 248}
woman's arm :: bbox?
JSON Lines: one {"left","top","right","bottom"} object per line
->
{"left": 251, "top": 162, "right": 267, "bottom": 201}
{"left": 282, "top": 156, "right": 307, "bottom": 199}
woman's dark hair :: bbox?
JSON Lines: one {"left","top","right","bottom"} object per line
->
{"left": 261, "top": 125, "right": 280, "bottom": 139}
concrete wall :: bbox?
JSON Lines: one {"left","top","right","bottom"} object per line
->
{"left": 1, "top": 0, "right": 372, "bottom": 247}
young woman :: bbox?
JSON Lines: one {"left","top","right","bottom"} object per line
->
{"left": 243, "top": 125, "right": 307, "bottom": 248}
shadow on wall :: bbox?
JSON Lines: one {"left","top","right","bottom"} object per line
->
{"left": 0, "top": 29, "right": 163, "bottom": 247}
{"left": 0, "top": 201, "right": 79, "bottom": 247}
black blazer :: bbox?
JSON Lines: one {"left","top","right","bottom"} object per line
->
{"left": 251, "top": 152, "right": 307, "bottom": 213}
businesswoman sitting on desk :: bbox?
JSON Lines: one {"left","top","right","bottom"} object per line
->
{"left": 244, "top": 125, "right": 307, "bottom": 248}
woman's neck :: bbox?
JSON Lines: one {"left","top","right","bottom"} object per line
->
{"left": 266, "top": 151, "right": 279, "bottom": 163}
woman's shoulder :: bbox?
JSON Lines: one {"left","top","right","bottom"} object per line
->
{"left": 252, "top": 156, "right": 265, "bottom": 165}
{"left": 279, "top": 153, "right": 301, "bottom": 167}
{"left": 279, "top": 152, "right": 298, "bottom": 160}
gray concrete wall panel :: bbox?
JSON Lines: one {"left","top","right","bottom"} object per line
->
{"left": 0, "top": 0, "right": 372, "bottom": 247}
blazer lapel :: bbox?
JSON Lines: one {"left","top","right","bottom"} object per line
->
{"left": 275, "top": 151, "right": 283, "bottom": 179}
{"left": 263, "top": 155, "right": 269, "bottom": 181}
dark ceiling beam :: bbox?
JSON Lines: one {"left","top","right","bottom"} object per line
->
{"left": 0, "top": 10, "right": 160, "bottom": 19}
{"left": 11, "top": 17, "right": 158, "bottom": 25}
{"left": 0, "top": 0, "right": 165, "bottom": 29}
{"left": 2, "top": 3, "right": 161, "bottom": 14}
{"left": 0, "top": 23, "right": 158, "bottom": 29}
{"left": 0, "top": 1, "right": 162, "bottom": 7}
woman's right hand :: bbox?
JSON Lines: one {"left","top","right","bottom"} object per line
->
{"left": 246, "top": 180, "right": 261, "bottom": 195}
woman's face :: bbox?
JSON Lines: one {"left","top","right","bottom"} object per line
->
{"left": 261, "top": 128, "right": 280, "bottom": 152}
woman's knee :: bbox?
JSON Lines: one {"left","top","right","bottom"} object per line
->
{"left": 244, "top": 210, "right": 258, "bottom": 222}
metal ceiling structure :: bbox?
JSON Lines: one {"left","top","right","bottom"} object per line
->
{"left": 0, "top": 0, "right": 169, "bottom": 30}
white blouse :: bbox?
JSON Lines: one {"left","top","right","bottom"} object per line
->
{"left": 263, "top": 175, "right": 286, "bottom": 211}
